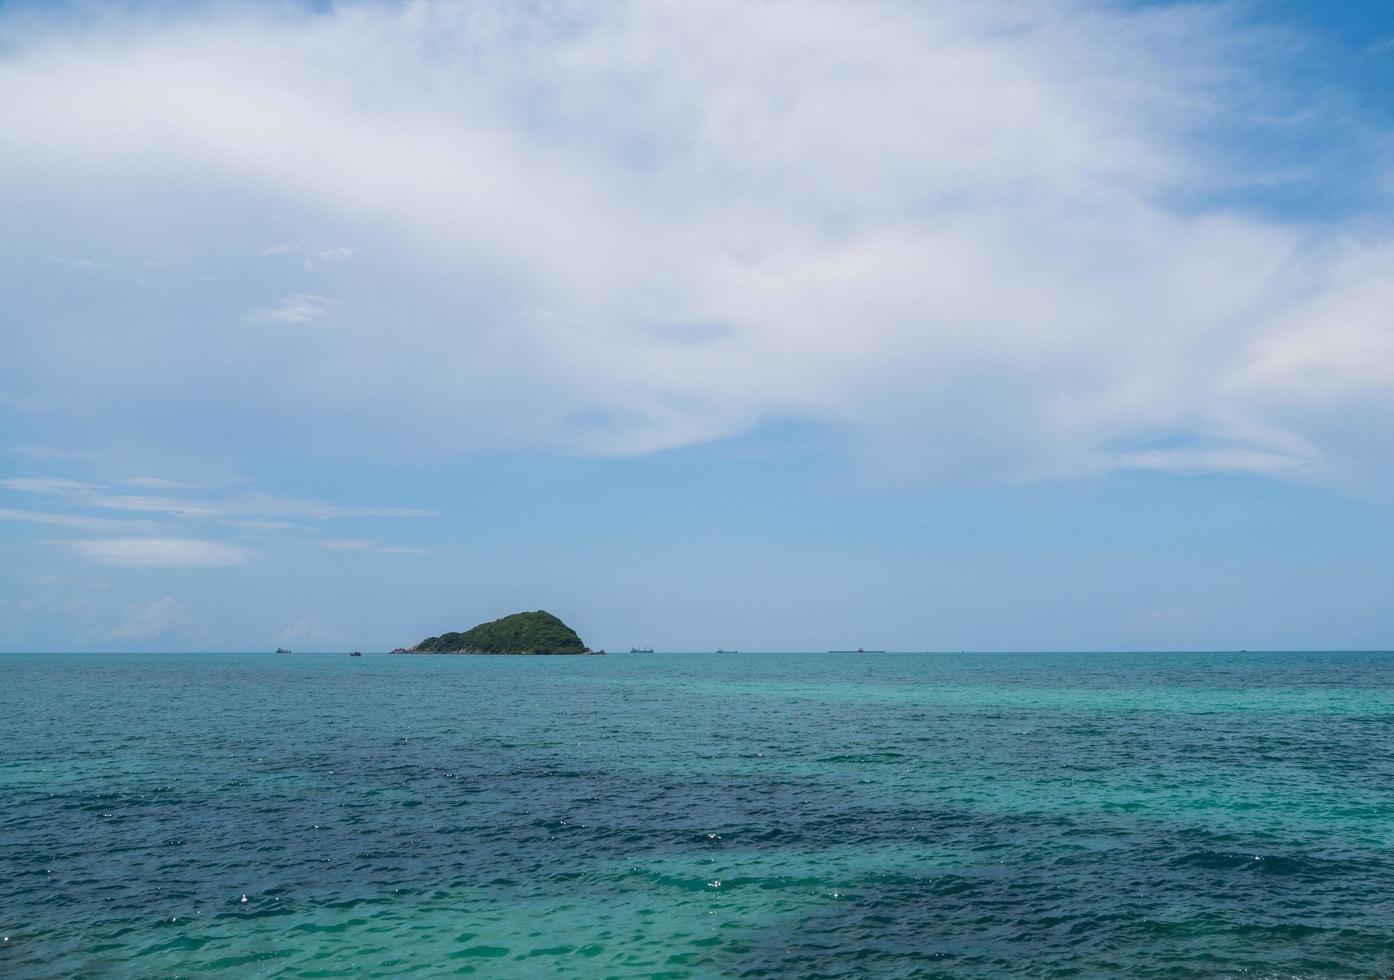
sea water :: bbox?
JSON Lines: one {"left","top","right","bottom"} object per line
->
{"left": 2, "top": 651, "right": 1392, "bottom": 977}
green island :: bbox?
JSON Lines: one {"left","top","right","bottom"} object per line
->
{"left": 392, "top": 610, "right": 600, "bottom": 655}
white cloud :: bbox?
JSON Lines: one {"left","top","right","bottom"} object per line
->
{"left": 84, "top": 491, "right": 432, "bottom": 520}
{"left": 121, "top": 476, "right": 209, "bottom": 489}
{"left": 1, "top": 1, "right": 1393, "bottom": 486}
{"left": 3, "top": 477, "right": 433, "bottom": 521}
{"left": 49, "top": 255, "right": 108, "bottom": 270}
{"left": 65, "top": 538, "right": 250, "bottom": 567}
{"left": 221, "top": 518, "right": 303, "bottom": 531}
{"left": 256, "top": 244, "right": 355, "bottom": 268}
{"left": 110, "top": 596, "right": 186, "bottom": 640}
{"left": 309, "top": 246, "right": 354, "bottom": 270}
{"left": 1, "top": 476, "right": 104, "bottom": 494}
{"left": 0, "top": 507, "right": 149, "bottom": 532}
{"left": 1116, "top": 448, "right": 1303, "bottom": 475}
{"left": 320, "top": 538, "right": 429, "bottom": 554}
{"left": 247, "top": 293, "right": 337, "bottom": 324}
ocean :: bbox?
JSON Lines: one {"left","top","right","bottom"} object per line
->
{"left": 2, "top": 650, "right": 1392, "bottom": 977}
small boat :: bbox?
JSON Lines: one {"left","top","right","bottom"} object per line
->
{"left": 716, "top": 649, "right": 737, "bottom": 654}
{"left": 630, "top": 647, "right": 654, "bottom": 653}
{"left": 349, "top": 650, "right": 363, "bottom": 657}
{"left": 829, "top": 648, "right": 885, "bottom": 653}
{"left": 276, "top": 648, "right": 292, "bottom": 654}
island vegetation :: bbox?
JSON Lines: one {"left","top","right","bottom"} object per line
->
{"left": 394, "top": 610, "right": 598, "bottom": 655}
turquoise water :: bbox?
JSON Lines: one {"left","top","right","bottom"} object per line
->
{"left": 2, "top": 651, "right": 1393, "bottom": 978}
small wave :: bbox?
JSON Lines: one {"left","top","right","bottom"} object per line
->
{"left": 1168, "top": 850, "right": 1361, "bottom": 878}
{"left": 815, "top": 752, "right": 907, "bottom": 764}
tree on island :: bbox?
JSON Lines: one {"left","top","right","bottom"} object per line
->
{"left": 397, "top": 610, "right": 596, "bottom": 655}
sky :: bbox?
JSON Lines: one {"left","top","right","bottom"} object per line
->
{"left": 2, "top": 0, "right": 1393, "bottom": 652}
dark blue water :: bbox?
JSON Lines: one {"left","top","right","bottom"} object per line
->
{"left": 3, "top": 651, "right": 1393, "bottom": 977}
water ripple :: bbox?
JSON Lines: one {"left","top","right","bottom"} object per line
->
{"left": 2, "top": 650, "right": 1394, "bottom": 977}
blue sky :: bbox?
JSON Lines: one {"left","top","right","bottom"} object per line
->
{"left": 2, "top": 0, "right": 1393, "bottom": 651}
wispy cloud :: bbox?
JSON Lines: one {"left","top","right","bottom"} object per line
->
{"left": 1, "top": 476, "right": 104, "bottom": 494}
{"left": 64, "top": 538, "right": 251, "bottom": 567}
{"left": 320, "top": 538, "right": 374, "bottom": 551}
{"left": 120, "top": 476, "right": 236, "bottom": 490}
{"left": 257, "top": 244, "right": 354, "bottom": 262}
{"left": 49, "top": 255, "right": 108, "bottom": 270}
{"left": 220, "top": 518, "right": 304, "bottom": 531}
{"left": 310, "top": 246, "right": 355, "bottom": 265}
{"left": 247, "top": 293, "right": 337, "bottom": 324}
{"left": 320, "top": 538, "right": 430, "bottom": 555}
{"left": 110, "top": 596, "right": 187, "bottom": 640}
{"left": 0, "top": 507, "right": 149, "bottom": 532}
{"left": 1116, "top": 449, "right": 1305, "bottom": 475}
{"left": 87, "top": 491, "right": 433, "bottom": 520}
{"left": 3, "top": 477, "right": 433, "bottom": 520}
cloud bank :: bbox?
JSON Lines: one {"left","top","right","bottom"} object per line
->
{"left": 2, "top": 0, "right": 1392, "bottom": 486}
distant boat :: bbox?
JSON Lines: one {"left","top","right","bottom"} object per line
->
{"left": 630, "top": 647, "right": 654, "bottom": 653}
{"left": 276, "top": 648, "right": 292, "bottom": 654}
{"left": 349, "top": 650, "right": 363, "bottom": 657}
{"left": 829, "top": 648, "right": 886, "bottom": 653}
{"left": 716, "top": 649, "right": 737, "bottom": 654}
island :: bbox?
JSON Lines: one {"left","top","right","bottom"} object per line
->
{"left": 391, "top": 610, "right": 603, "bottom": 655}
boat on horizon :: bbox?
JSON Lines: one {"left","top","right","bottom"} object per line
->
{"left": 716, "top": 649, "right": 738, "bottom": 654}
{"left": 630, "top": 647, "right": 654, "bottom": 653}
{"left": 276, "top": 648, "right": 292, "bottom": 654}
{"left": 829, "top": 648, "right": 886, "bottom": 653}
{"left": 349, "top": 650, "right": 363, "bottom": 657}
